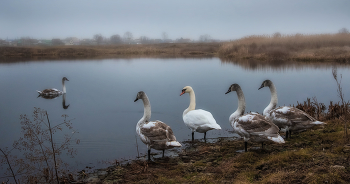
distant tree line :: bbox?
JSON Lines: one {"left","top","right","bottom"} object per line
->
{"left": 1, "top": 28, "right": 349, "bottom": 47}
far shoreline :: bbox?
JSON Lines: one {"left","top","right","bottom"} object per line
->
{"left": 1, "top": 33, "right": 350, "bottom": 63}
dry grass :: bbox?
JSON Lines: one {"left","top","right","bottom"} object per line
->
{"left": 2, "top": 34, "right": 350, "bottom": 62}
{"left": 218, "top": 33, "right": 350, "bottom": 62}
{"left": 0, "top": 43, "right": 221, "bottom": 61}
{"left": 79, "top": 117, "right": 350, "bottom": 184}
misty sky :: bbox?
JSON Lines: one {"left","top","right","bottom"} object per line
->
{"left": 1, "top": 0, "right": 349, "bottom": 40}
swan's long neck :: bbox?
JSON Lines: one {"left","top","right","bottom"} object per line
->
{"left": 139, "top": 95, "right": 151, "bottom": 124}
{"left": 183, "top": 90, "right": 196, "bottom": 116}
{"left": 62, "top": 80, "right": 66, "bottom": 93}
{"left": 264, "top": 83, "right": 278, "bottom": 115}
{"left": 230, "top": 87, "right": 246, "bottom": 121}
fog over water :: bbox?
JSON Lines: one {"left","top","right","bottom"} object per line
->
{"left": 1, "top": 0, "right": 349, "bottom": 40}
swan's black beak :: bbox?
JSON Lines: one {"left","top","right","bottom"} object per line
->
{"left": 134, "top": 97, "right": 139, "bottom": 102}
{"left": 258, "top": 84, "right": 264, "bottom": 90}
{"left": 66, "top": 79, "right": 69, "bottom": 81}
{"left": 225, "top": 88, "right": 231, "bottom": 94}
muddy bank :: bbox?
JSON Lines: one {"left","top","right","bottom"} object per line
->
{"left": 72, "top": 119, "right": 349, "bottom": 184}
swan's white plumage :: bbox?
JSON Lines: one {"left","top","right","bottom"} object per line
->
{"left": 183, "top": 109, "right": 221, "bottom": 133}
{"left": 180, "top": 86, "right": 221, "bottom": 140}
{"left": 142, "top": 121, "right": 157, "bottom": 129}
{"left": 267, "top": 135, "right": 285, "bottom": 143}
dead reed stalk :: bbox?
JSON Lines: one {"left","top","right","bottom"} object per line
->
{"left": 332, "top": 68, "right": 349, "bottom": 142}
{"left": 0, "top": 149, "right": 18, "bottom": 184}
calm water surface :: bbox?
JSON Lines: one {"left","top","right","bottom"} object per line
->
{"left": 0, "top": 58, "right": 349, "bottom": 171}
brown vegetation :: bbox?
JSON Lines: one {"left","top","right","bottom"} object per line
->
{"left": 218, "top": 33, "right": 350, "bottom": 62}
{"left": 2, "top": 33, "right": 350, "bottom": 63}
{"left": 0, "top": 43, "right": 221, "bottom": 62}
{"left": 0, "top": 108, "right": 79, "bottom": 184}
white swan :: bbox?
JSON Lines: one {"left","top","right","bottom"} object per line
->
{"left": 259, "top": 79, "right": 325, "bottom": 139}
{"left": 134, "top": 91, "right": 181, "bottom": 161}
{"left": 37, "top": 77, "right": 69, "bottom": 97}
{"left": 180, "top": 86, "right": 221, "bottom": 142}
{"left": 225, "top": 83, "right": 284, "bottom": 152}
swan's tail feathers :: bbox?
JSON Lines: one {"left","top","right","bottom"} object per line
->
{"left": 37, "top": 90, "right": 42, "bottom": 94}
{"left": 166, "top": 141, "right": 182, "bottom": 147}
{"left": 212, "top": 123, "right": 222, "bottom": 130}
{"left": 268, "top": 135, "right": 285, "bottom": 144}
{"left": 312, "top": 121, "right": 325, "bottom": 125}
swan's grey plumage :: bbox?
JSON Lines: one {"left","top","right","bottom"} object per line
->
{"left": 134, "top": 91, "right": 181, "bottom": 161}
{"left": 180, "top": 86, "right": 221, "bottom": 142}
{"left": 259, "top": 79, "right": 325, "bottom": 138}
{"left": 37, "top": 77, "right": 69, "bottom": 97}
{"left": 226, "top": 84, "right": 284, "bottom": 151}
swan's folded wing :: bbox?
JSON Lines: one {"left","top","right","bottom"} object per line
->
{"left": 41, "top": 88, "right": 61, "bottom": 93}
{"left": 140, "top": 121, "right": 169, "bottom": 141}
{"left": 165, "top": 126, "right": 177, "bottom": 142}
{"left": 184, "top": 109, "right": 218, "bottom": 128}
{"left": 274, "top": 107, "right": 315, "bottom": 123}
{"left": 237, "top": 114, "right": 278, "bottom": 134}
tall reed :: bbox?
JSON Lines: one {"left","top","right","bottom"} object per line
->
{"left": 219, "top": 33, "right": 350, "bottom": 61}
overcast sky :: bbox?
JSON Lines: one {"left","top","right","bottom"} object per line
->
{"left": 1, "top": 0, "right": 349, "bottom": 40}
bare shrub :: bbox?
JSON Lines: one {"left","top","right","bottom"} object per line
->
{"left": 338, "top": 27, "right": 349, "bottom": 34}
{"left": 0, "top": 108, "right": 79, "bottom": 183}
{"left": 273, "top": 32, "right": 282, "bottom": 38}
{"left": 295, "top": 97, "right": 326, "bottom": 120}
{"left": 294, "top": 68, "right": 349, "bottom": 143}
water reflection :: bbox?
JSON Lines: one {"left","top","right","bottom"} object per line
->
{"left": 37, "top": 93, "right": 61, "bottom": 99}
{"left": 220, "top": 58, "right": 350, "bottom": 71}
{"left": 62, "top": 94, "right": 70, "bottom": 109}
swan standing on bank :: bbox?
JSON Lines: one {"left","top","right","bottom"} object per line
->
{"left": 134, "top": 91, "right": 181, "bottom": 161}
{"left": 37, "top": 77, "right": 69, "bottom": 97}
{"left": 225, "top": 84, "right": 284, "bottom": 151}
{"left": 258, "top": 79, "right": 324, "bottom": 139}
{"left": 180, "top": 86, "right": 221, "bottom": 142}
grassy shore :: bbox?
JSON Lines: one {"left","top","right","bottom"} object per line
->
{"left": 75, "top": 98, "right": 350, "bottom": 183}
{"left": 76, "top": 118, "right": 349, "bottom": 184}
{"left": 218, "top": 33, "right": 350, "bottom": 62}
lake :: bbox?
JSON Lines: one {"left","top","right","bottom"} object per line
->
{"left": 0, "top": 57, "right": 349, "bottom": 174}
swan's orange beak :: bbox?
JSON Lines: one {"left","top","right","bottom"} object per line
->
{"left": 180, "top": 89, "right": 186, "bottom": 96}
